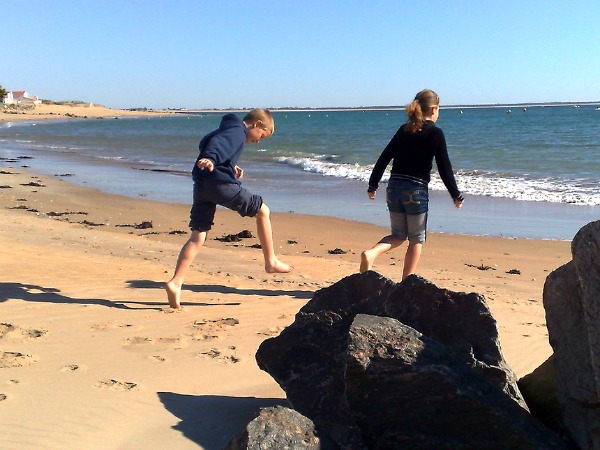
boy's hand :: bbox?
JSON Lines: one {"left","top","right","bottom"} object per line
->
{"left": 234, "top": 165, "right": 244, "bottom": 179}
{"left": 197, "top": 158, "right": 214, "bottom": 172}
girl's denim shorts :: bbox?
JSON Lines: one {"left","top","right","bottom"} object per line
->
{"left": 386, "top": 179, "right": 429, "bottom": 215}
{"left": 386, "top": 178, "right": 429, "bottom": 243}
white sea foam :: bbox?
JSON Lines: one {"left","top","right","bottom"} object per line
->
{"left": 276, "top": 156, "right": 600, "bottom": 206}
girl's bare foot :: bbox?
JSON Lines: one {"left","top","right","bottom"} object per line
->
{"left": 360, "top": 250, "right": 375, "bottom": 273}
{"left": 265, "top": 259, "right": 293, "bottom": 274}
{"left": 165, "top": 280, "right": 182, "bottom": 309}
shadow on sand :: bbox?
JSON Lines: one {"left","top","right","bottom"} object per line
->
{"left": 158, "top": 392, "right": 288, "bottom": 449}
{"left": 127, "top": 279, "right": 314, "bottom": 300}
{"left": 0, "top": 281, "right": 146, "bottom": 309}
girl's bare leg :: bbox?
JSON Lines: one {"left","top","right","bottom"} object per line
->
{"left": 360, "top": 235, "right": 404, "bottom": 273}
{"left": 165, "top": 230, "right": 206, "bottom": 309}
{"left": 402, "top": 241, "right": 422, "bottom": 279}
{"left": 255, "top": 204, "right": 292, "bottom": 273}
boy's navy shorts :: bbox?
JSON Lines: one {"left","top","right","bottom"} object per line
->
{"left": 189, "top": 179, "right": 263, "bottom": 232}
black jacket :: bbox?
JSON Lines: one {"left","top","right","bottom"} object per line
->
{"left": 368, "top": 120, "right": 462, "bottom": 200}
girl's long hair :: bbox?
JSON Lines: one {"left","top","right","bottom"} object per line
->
{"left": 405, "top": 89, "right": 440, "bottom": 134}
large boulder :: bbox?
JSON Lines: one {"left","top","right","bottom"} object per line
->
{"left": 518, "top": 355, "right": 567, "bottom": 437}
{"left": 256, "top": 272, "right": 560, "bottom": 449}
{"left": 544, "top": 220, "right": 600, "bottom": 449}
{"left": 384, "top": 275, "right": 526, "bottom": 408}
{"left": 346, "top": 314, "right": 569, "bottom": 449}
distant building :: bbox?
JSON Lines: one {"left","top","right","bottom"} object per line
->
{"left": 3, "top": 91, "right": 42, "bottom": 106}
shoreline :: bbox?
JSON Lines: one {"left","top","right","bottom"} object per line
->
{"left": 0, "top": 165, "right": 574, "bottom": 448}
{"left": 2, "top": 146, "right": 595, "bottom": 240}
{"left": 1, "top": 107, "right": 597, "bottom": 241}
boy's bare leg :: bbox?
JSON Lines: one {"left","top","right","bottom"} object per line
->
{"left": 360, "top": 235, "right": 404, "bottom": 273}
{"left": 402, "top": 241, "right": 422, "bottom": 280}
{"left": 165, "top": 230, "right": 206, "bottom": 309}
{"left": 255, "top": 204, "right": 292, "bottom": 273}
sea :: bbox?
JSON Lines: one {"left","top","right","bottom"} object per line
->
{"left": 1, "top": 105, "right": 599, "bottom": 240}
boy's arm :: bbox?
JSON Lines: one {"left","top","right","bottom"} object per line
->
{"left": 200, "top": 128, "right": 243, "bottom": 166}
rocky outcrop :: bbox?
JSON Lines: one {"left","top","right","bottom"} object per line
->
{"left": 252, "top": 272, "right": 569, "bottom": 449}
{"left": 544, "top": 220, "right": 600, "bottom": 449}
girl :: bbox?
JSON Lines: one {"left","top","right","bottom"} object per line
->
{"left": 360, "top": 89, "right": 464, "bottom": 279}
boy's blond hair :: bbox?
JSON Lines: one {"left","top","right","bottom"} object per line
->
{"left": 244, "top": 108, "right": 275, "bottom": 135}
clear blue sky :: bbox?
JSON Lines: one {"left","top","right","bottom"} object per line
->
{"left": 3, "top": 0, "right": 599, "bottom": 109}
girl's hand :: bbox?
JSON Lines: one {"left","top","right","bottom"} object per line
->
{"left": 368, "top": 190, "right": 376, "bottom": 200}
{"left": 197, "top": 158, "right": 214, "bottom": 172}
{"left": 454, "top": 198, "right": 464, "bottom": 209}
{"left": 234, "top": 165, "right": 244, "bottom": 179}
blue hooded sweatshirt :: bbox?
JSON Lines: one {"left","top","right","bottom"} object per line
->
{"left": 192, "top": 114, "right": 247, "bottom": 185}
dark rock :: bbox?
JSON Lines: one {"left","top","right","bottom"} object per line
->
{"left": 544, "top": 220, "right": 600, "bottom": 449}
{"left": 222, "top": 406, "right": 337, "bottom": 450}
{"left": 385, "top": 275, "right": 527, "bottom": 409}
{"left": 518, "top": 355, "right": 567, "bottom": 437}
{"left": 346, "top": 314, "right": 570, "bottom": 449}
{"left": 257, "top": 309, "right": 365, "bottom": 449}
{"left": 257, "top": 272, "right": 536, "bottom": 449}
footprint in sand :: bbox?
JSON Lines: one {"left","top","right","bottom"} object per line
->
{"left": 91, "top": 322, "right": 134, "bottom": 331}
{"left": 0, "top": 323, "right": 47, "bottom": 341}
{"left": 198, "top": 346, "right": 240, "bottom": 364}
{"left": 0, "top": 352, "right": 38, "bottom": 368}
{"left": 0, "top": 393, "right": 7, "bottom": 401}
{"left": 189, "top": 318, "right": 239, "bottom": 341}
{"left": 150, "top": 355, "right": 167, "bottom": 363}
{"left": 123, "top": 335, "right": 188, "bottom": 351}
{"left": 193, "top": 318, "right": 239, "bottom": 327}
{"left": 93, "top": 379, "right": 139, "bottom": 391}
{"left": 189, "top": 333, "right": 221, "bottom": 341}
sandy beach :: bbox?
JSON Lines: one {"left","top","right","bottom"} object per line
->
{"left": 0, "top": 162, "right": 573, "bottom": 449}
{"left": 0, "top": 101, "right": 575, "bottom": 449}
{"left": 0, "top": 102, "right": 167, "bottom": 122}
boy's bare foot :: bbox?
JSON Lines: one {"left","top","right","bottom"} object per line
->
{"left": 265, "top": 259, "right": 293, "bottom": 274}
{"left": 360, "top": 251, "right": 374, "bottom": 273}
{"left": 165, "top": 280, "right": 182, "bottom": 309}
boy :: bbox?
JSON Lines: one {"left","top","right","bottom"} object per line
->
{"left": 165, "top": 108, "right": 292, "bottom": 309}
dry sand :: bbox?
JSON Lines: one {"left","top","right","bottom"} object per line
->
{"left": 0, "top": 167, "right": 572, "bottom": 449}
{"left": 1, "top": 103, "right": 168, "bottom": 122}
{"left": 0, "top": 108, "right": 573, "bottom": 449}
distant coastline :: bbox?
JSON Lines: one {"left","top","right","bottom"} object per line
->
{"left": 2, "top": 100, "right": 599, "bottom": 123}
{"left": 169, "top": 100, "right": 600, "bottom": 114}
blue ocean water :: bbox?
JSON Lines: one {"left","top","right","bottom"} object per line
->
{"left": 1, "top": 105, "right": 598, "bottom": 239}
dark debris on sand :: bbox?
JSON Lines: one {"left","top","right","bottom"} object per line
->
{"left": 215, "top": 229, "right": 254, "bottom": 242}
{"left": 465, "top": 263, "right": 496, "bottom": 271}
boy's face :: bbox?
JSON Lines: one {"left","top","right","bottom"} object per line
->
{"left": 245, "top": 122, "right": 272, "bottom": 143}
